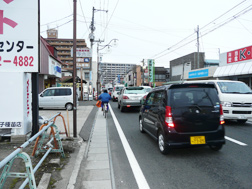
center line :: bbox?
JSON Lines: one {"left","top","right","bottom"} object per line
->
{"left": 109, "top": 104, "right": 150, "bottom": 189}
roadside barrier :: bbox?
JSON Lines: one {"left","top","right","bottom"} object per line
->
{"left": 0, "top": 112, "right": 68, "bottom": 189}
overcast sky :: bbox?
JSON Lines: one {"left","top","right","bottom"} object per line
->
{"left": 40, "top": 0, "right": 252, "bottom": 68}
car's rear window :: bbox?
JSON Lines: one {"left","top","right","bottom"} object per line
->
{"left": 170, "top": 87, "right": 219, "bottom": 108}
{"left": 115, "top": 87, "right": 123, "bottom": 91}
{"left": 125, "top": 87, "right": 145, "bottom": 94}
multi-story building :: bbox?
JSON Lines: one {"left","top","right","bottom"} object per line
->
{"left": 45, "top": 29, "right": 89, "bottom": 76}
{"left": 99, "top": 62, "right": 136, "bottom": 85}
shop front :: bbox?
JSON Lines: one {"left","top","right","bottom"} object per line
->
{"left": 213, "top": 45, "right": 252, "bottom": 88}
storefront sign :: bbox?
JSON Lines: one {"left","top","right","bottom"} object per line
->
{"left": 189, "top": 69, "right": 209, "bottom": 79}
{"left": 71, "top": 48, "right": 92, "bottom": 58}
{"left": 0, "top": 0, "right": 38, "bottom": 72}
{"left": 227, "top": 45, "right": 252, "bottom": 64}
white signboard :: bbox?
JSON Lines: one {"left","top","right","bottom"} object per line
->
{"left": 0, "top": 0, "right": 38, "bottom": 72}
{"left": 48, "top": 57, "right": 62, "bottom": 78}
{"left": 71, "top": 48, "right": 92, "bottom": 58}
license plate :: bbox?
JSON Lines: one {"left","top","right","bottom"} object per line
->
{"left": 190, "top": 136, "right": 206, "bottom": 145}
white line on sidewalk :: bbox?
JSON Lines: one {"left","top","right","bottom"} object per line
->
{"left": 225, "top": 136, "right": 248, "bottom": 146}
{"left": 109, "top": 104, "right": 150, "bottom": 189}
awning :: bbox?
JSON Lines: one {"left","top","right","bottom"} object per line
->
{"left": 213, "top": 61, "right": 252, "bottom": 77}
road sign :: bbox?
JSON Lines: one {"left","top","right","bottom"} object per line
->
{"left": 0, "top": 0, "right": 39, "bottom": 72}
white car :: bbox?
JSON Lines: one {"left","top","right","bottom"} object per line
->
{"left": 39, "top": 87, "right": 78, "bottom": 110}
{"left": 117, "top": 87, "right": 146, "bottom": 112}
{"left": 111, "top": 85, "right": 124, "bottom": 101}
{"left": 139, "top": 86, "right": 152, "bottom": 94}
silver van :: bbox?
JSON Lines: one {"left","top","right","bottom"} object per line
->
{"left": 39, "top": 87, "right": 78, "bottom": 110}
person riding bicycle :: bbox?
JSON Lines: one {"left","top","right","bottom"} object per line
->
{"left": 98, "top": 89, "right": 111, "bottom": 111}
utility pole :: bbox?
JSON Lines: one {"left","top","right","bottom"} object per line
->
{"left": 196, "top": 25, "right": 200, "bottom": 69}
{"left": 73, "top": 0, "right": 77, "bottom": 137}
{"left": 89, "top": 7, "right": 107, "bottom": 93}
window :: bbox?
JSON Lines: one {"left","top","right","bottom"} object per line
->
{"left": 55, "top": 89, "right": 71, "bottom": 96}
{"left": 43, "top": 89, "right": 55, "bottom": 96}
{"left": 85, "top": 72, "right": 90, "bottom": 80}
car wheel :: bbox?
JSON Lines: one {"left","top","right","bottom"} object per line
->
{"left": 120, "top": 103, "right": 124, "bottom": 112}
{"left": 158, "top": 130, "right": 170, "bottom": 155}
{"left": 118, "top": 102, "right": 120, "bottom": 109}
{"left": 209, "top": 144, "right": 223, "bottom": 151}
{"left": 66, "top": 103, "right": 73, "bottom": 111}
{"left": 139, "top": 118, "right": 145, "bottom": 133}
{"left": 237, "top": 119, "right": 247, "bottom": 124}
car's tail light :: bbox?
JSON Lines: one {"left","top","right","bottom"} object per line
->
{"left": 143, "top": 95, "right": 147, "bottom": 100}
{"left": 165, "top": 106, "right": 174, "bottom": 128}
{"left": 220, "top": 104, "right": 225, "bottom": 125}
{"left": 123, "top": 95, "right": 129, "bottom": 99}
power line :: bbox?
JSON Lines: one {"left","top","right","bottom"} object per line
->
{"left": 40, "top": 20, "right": 73, "bottom": 33}
{"left": 41, "top": 14, "right": 73, "bottom": 26}
{"left": 155, "top": 5, "right": 252, "bottom": 59}
{"left": 79, "top": 0, "right": 90, "bottom": 33}
{"left": 99, "top": 0, "right": 120, "bottom": 38}
{"left": 152, "top": 3, "right": 252, "bottom": 60}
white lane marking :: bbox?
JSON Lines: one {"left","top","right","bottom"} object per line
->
{"left": 225, "top": 136, "right": 248, "bottom": 146}
{"left": 109, "top": 104, "right": 150, "bottom": 189}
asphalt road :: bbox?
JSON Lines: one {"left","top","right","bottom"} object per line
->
{"left": 107, "top": 101, "right": 252, "bottom": 189}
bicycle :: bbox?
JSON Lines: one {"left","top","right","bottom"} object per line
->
{"left": 103, "top": 102, "right": 108, "bottom": 118}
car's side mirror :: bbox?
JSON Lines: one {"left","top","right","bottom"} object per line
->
{"left": 40, "top": 93, "right": 43, "bottom": 97}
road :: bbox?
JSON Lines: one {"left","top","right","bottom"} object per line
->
{"left": 107, "top": 101, "right": 252, "bottom": 189}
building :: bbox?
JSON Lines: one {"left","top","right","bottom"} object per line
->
{"left": 99, "top": 62, "right": 136, "bottom": 86}
{"left": 214, "top": 45, "right": 252, "bottom": 88}
{"left": 170, "top": 52, "right": 219, "bottom": 81}
{"left": 45, "top": 29, "right": 93, "bottom": 98}
{"left": 44, "top": 29, "right": 89, "bottom": 75}
{"left": 39, "top": 36, "right": 62, "bottom": 92}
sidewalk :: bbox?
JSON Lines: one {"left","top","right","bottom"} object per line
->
{"left": 74, "top": 108, "right": 114, "bottom": 189}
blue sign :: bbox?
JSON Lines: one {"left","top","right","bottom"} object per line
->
{"left": 117, "top": 75, "right": 120, "bottom": 83}
{"left": 188, "top": 69, "right": 209, "bottom": 79}
{"left": 84, "top": 58, "right": 90, "bottom": 62}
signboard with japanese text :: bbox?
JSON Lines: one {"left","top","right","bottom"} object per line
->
{"left": 148, "top": 59, "right": 154, "bottom": 82}
{"left": 0, "top": 0, "right": 39, "bottom": 72}
{"left": 0, "top": 72, "right": 32, "bottom": 134}
{"left": 188, "top": 69, "right": 209, "bottom": 79}
{"left": 227, "top": 45, "right": 252, "bottom": 64}
{"left": 48, "top": 57, "right": 62, "bottom": 78}
{"left": 71, "top": 47, "right": 92, "bottom": 58}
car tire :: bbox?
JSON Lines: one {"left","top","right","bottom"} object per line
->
{"left": 237, "top": 119, "right": 247, "bottom": 124}
{"left": 139, "top": 118, "right": 145, "bottom": 133}
{"left": 66, "top": 103, "right": 73, "bottom": 111}
{"left": 158, "top": 130, "right": 170, "bottom": 155}
{"left": 120, "top": 103, "right": 124, "bottom": 112}
{"left": 209, "top": 144, "right": 223, "bottom": 151}
{"left": 118, "top": 102, "right": 120, "bottom": 109}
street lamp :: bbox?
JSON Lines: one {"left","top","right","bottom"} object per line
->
{"left": 96, "top": 39, "right": 118, "bottom": 94}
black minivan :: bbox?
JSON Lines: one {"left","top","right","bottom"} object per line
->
{"left": 139, "top": 83, "right": 225, "bottom": 154}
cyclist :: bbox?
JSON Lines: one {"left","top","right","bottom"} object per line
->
{"left": 98, "top": 89, "right": 111, "bottom": 111}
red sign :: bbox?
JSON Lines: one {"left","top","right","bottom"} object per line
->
{"left": 227, "top": 45, "right": 252, "bottom": 64}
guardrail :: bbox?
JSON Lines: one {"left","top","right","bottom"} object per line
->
{"left": 0, "top": 112, "right": 68, "bottom": 189}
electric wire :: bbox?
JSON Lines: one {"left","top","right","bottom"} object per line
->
{"left": 153, "top": 4, "right": 252, "bottom": 60}
{"left": 79, "top": 0, "right": 90, "bottom": 33}
{"left": 152, "top": 1, "right": 251, "bottom": 60}
{"left": 41, "top": 14, "right": 73, "bottom": 26}
{"left": 99, "top": 0, "right": 120, "bottom": 38}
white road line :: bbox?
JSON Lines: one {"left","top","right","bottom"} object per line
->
{"left": 225, "top": 136, "right": 248, "bottom": 146}
{"left": 109, "top": 104, "right": 150, "bottom": 189}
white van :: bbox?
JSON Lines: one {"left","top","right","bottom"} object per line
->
{"left": 39, "top": 87, "right": 78, "bottom": 110}
{"left": 185, "top": 80, "right": 252, "bottom": 123}
{"left": 111, "top": 84, "right": 124, "bottom": 101}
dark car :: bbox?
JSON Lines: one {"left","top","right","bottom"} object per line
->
{"left": 139, "top": 83, "right": 225, "bottom": 154}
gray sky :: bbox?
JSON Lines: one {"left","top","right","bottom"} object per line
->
{"left": 40, "top": 0, "right": 252, "bottom": 67}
